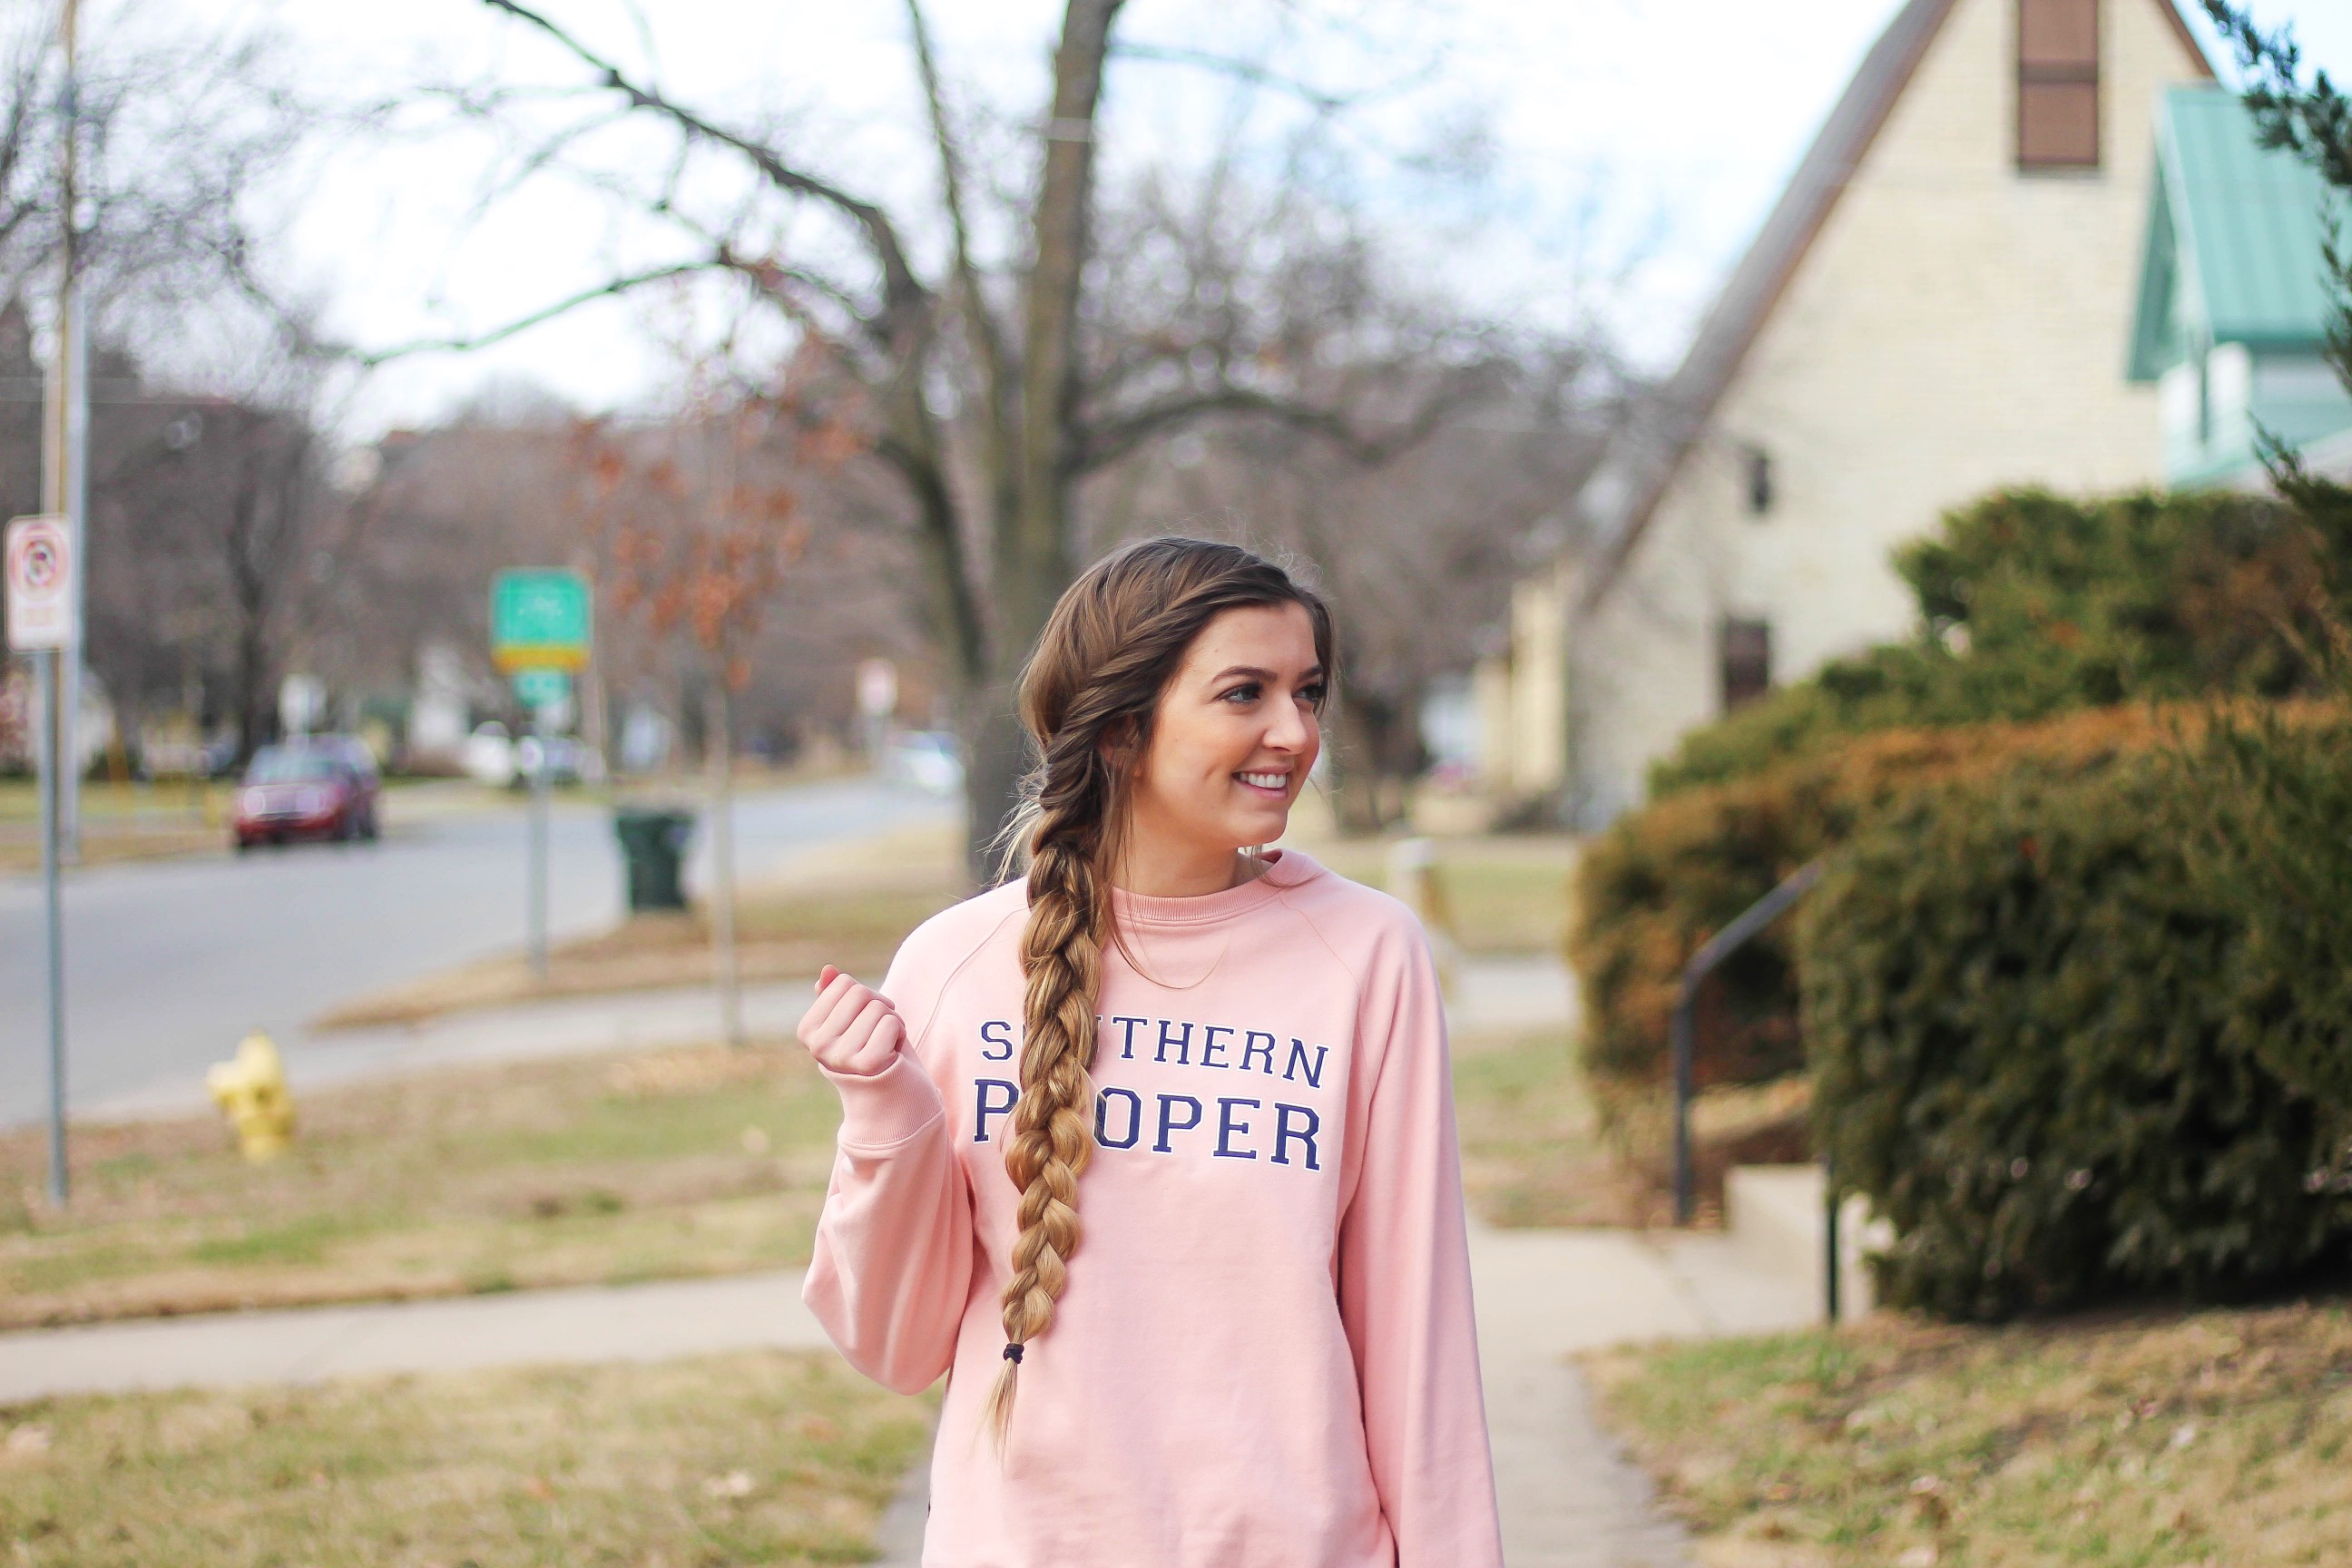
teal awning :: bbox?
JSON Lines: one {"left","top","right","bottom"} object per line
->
{"left": 2128, "top": 84, "right": 2345, "bottom": 380}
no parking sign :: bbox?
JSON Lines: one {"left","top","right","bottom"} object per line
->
{"left": 5, "top": 514, "right": 74, "bottom": 652}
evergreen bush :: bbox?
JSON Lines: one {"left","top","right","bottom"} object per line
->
{"left": 1571, "top": 706, "right": 2178, "bottom": 1107}
{"left": 1800, "top": 750, "right": 2352, "bottom": 1318}
{"left": 1650, "top": 486, "right": 2335, "bottom": 796}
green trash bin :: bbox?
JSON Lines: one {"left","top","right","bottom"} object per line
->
{"left": 613, "top": 808, "right": 696, "bottom": 911}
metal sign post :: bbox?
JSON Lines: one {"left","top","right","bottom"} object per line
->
{"left": 492, "top": 572, "right": 591, "bottom": 985}
{"left": 8, "top": 513, "right": 77, "bottom": 1206}
{"left": 514, "top": 667, "right": 571, "bottom": 981}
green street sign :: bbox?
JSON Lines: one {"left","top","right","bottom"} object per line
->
{"left": 492, "top": 569, "right": 592, "bottom": 672}
{"left": 512, "top": 667, "right": 573, "bottom": 709}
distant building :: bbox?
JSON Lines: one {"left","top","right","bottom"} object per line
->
{"left": 1503, "top": 0, "right": 2214, "bottom": 825}
{"left": 2128, "top": 83, "right": 2352, "bottom": 486}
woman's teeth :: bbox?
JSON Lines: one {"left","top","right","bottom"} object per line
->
{"left": 1238, "top": 771, "right": 1288, "bottom": 790}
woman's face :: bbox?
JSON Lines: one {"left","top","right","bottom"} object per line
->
{"left": 1124, "top": 602, "right": 1325, "bottom": 862}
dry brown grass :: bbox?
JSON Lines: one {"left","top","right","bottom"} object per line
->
{"left": 0, "top": 1043, "right": 843, "bottom": 1329}
{"left": 1452, "top": 1025, "right": 1651, "bottom": 1229}
{"left": 0, "top": 824, "right": 224, "bottom": 875}
{"left": 0, "top": 1348, "right": 931, "bottom": 1567}
{"left": 1588, "top": 1298, "right": 2352, "bottom": 1567}
{"left": 317, "top": 822, "right": 966, "bottom": 1027}
{"left": 1308, "top": 834, "right": 1582, "bottom": 956}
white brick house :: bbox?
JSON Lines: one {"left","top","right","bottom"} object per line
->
{"left": 1505, "top": 0, "right": 2214, "bottom": 825}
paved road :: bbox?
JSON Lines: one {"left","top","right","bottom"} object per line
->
{"left": 0, "top": 778, "right": 956, "bottom": 1129}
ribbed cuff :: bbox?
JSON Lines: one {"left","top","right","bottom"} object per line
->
{"left": 821, "top": 1054, "right": 946, "bottom": 1151}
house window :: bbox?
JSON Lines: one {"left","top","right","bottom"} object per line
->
{"left": 1743, "top": 446, "right": 1773, "bottom": 516}
{"left": 1720, "top": 618, "right": 1772, "bottom": 711}
{"left": 2017, "top": 0, "right": 2099, "bottom": 171}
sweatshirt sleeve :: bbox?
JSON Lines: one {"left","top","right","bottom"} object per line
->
{"left": 1336, "top": 923, "right": 1505, "bottom": 1567}
{"left": 799, "top": 948, "right": 976, "bottom": 1396}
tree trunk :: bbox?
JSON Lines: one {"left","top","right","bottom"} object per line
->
{"left": 960, "top": 676, "right": 1029, "bottom": 885}
{"left": 955, "top": 0, "right": 1123, "bottom": 886}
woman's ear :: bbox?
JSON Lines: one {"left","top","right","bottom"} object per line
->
{"left": 1097, "top": 716, "right": 1141, "bottom": 770}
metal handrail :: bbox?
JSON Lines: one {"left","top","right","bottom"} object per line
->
{"left": 1669, "top": 859, "right": 1824, "bottom": 1227}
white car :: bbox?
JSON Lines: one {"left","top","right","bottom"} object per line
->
{"left": 462, "top": 721, "right": 518, "bottom": 788}
{"left": 887, "top": 730, "right": 964, "bottom": 794}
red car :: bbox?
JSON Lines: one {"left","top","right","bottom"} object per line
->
{"left": 232, "top": 739, "right": 382, "bottom": 850}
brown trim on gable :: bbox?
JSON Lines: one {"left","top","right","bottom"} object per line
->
{"left": 1576, "top": 0, "right": 1958, "bottom": 612}
{"left": 1575, "top": 0, "right": 2214, "bottom": 617}
{"left": 2153, "top": 0, "right": 2220, "bottom": 79}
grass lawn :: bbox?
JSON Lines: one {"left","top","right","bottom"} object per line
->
{"left": 1308, "top": 833, "right": 1580, "bottom": 956}
{"left": 316, "top": 824, "right": 1577, "bottom": 1025}
{"left": 0, "top": 1043, "right": 842, "bottom": 1329}
{"left": 0, "top": 1349, "right": 931, "bottom": 1567}
{"left": 1452, "top": 1025, "right": 1649, "bottom": 1229}
{"left": 2, "top": 1020, "right": 1618, "bottom": 1329}
{"left": 317, "top": 825, "right": 965, "bottom": 1027}
{"left": 0, "top": 820, "right": 1611, "bottom": 1327}
{"left": 0, "top": 777, "right": 227, "bottom": 873}
{"left": 1588, "top": 1299, "right": 2352, "bottom": 1567}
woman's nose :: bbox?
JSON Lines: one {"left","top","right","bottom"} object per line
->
{"left": 1264, "top": 694, "right": 1314, "bottom": 752}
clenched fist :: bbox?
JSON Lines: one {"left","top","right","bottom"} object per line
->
{"left": 797, "top": 965, "right": 905, "bottom": 1077}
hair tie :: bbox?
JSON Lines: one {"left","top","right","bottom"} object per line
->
{"left": 1002, "top": 1342, "right": 1024, "bottom": 1365}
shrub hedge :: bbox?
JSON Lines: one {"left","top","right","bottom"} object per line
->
{"left": 1649, "top": 485, "right": 2344, "bottom": 797}
{"left": 1569, "top": 706, "right": 2180, "bottom": 1108}
{"left": 1800, "top": 745, "right": 2352, "bottom": 1318}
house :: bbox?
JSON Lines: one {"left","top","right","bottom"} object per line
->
{"left": 1499, "top": 0, "right": 2215, "bottom": 825}
{"left": 2128, "top": 83, "right": 2352, "bottom": 486}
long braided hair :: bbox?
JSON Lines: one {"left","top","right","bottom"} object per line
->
{"left": 981, "top": 537, "right": 1334, "bottom": 1447}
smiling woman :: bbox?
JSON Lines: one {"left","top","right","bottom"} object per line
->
{"left": 789, "top": 536, "right": 1503, "bottom": 1567}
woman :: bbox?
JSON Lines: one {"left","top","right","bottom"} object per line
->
{"left": 797, "top": 537, "right": 1503, "bottom": 1567}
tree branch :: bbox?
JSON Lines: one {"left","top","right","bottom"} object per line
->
{"left": 871, "top": 420, "right": 987, "bottom": 683}
{"left": 478, "top": 0, "right": 929, "bottom": 332}
{"left": 1074, "top": 368, "right": 1499, "bottom": 475}
{"left": 351, "top": 260, "right": 718, "bottom": 363}
{"left": 906, "top": 0, "right": 1016, "bottom": 536}
{"left": 1106, "top": 41, "right": 1408, "bottom": 115}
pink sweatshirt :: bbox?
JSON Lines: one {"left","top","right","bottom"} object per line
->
{"left": 802, "top": 848, "right": 1503, "bottom": 1568}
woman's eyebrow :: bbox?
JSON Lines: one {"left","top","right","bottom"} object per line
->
{"left": 1209, "top": 663, "right": 1324, "bottom": 684}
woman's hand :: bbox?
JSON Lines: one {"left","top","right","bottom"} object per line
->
{"left": 798, "top": 965, "right": 905, "bottom": 1077}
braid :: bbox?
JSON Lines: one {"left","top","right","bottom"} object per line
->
{"left": 977, "top": 534, "right": 1335, "bottom": 1451}
{"left": 981, "top": 750, "right": 1110, "bottom": 1448}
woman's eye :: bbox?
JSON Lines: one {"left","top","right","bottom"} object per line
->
{"left": 1220, "top": 683, "right": 1260, "bottom": 704}
{"left": 1298, "top": 683, "right": 1327, "bottom": 707}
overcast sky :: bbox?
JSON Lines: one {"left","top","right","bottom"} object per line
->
{"left": 169, "top": 0, "right": 2352, "bottom": 436}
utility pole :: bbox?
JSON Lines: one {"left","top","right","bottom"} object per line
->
{"left": 44, "top": 0, "right": 84, "bottom": 860}
{"left": 8, "top": 513, "right": 77, "bottom": 1210}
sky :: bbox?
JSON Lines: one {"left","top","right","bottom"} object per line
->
{"left": 155, "top": 0, "right": 2352, "bottom": 437}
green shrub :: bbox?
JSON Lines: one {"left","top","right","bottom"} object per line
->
{"left": 1800, "top": 749, "right": 2352, "bottom": 1318}
{"left": 2191, "top": 712, "right": 2352, "bottom": 1124}
{"left": 1650, "top": 486, "right": 2334, "bottom": 796}
{"left": 1570, "top": 706, "right": 2180, "bottom": 1109}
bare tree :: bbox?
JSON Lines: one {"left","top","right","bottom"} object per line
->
{"left": 392, "top": 0, "right": 1527, "bottom": 877}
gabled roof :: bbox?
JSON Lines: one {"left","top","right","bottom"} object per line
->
{"left": 1577, "top": 0, "right": 2214, "bottom": 613}
{"left": 2128, "top": 84, "right": 2343, "bottom": 380}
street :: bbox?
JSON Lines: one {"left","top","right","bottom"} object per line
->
{"left": 0, "top": 777, "right": 955, "bottom": 1129}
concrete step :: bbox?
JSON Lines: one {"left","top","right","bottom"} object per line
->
{"left": 1724, "top": 1163, "right": 1892, "bottom": 1319}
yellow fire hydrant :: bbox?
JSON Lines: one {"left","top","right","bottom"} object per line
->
{"left": 207, "top": 1032, "right": 296, "bottom": 1161}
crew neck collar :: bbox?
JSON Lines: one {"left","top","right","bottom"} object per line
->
{"left": 1104, "top": 848, "right": 1323, "bottom": 928}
